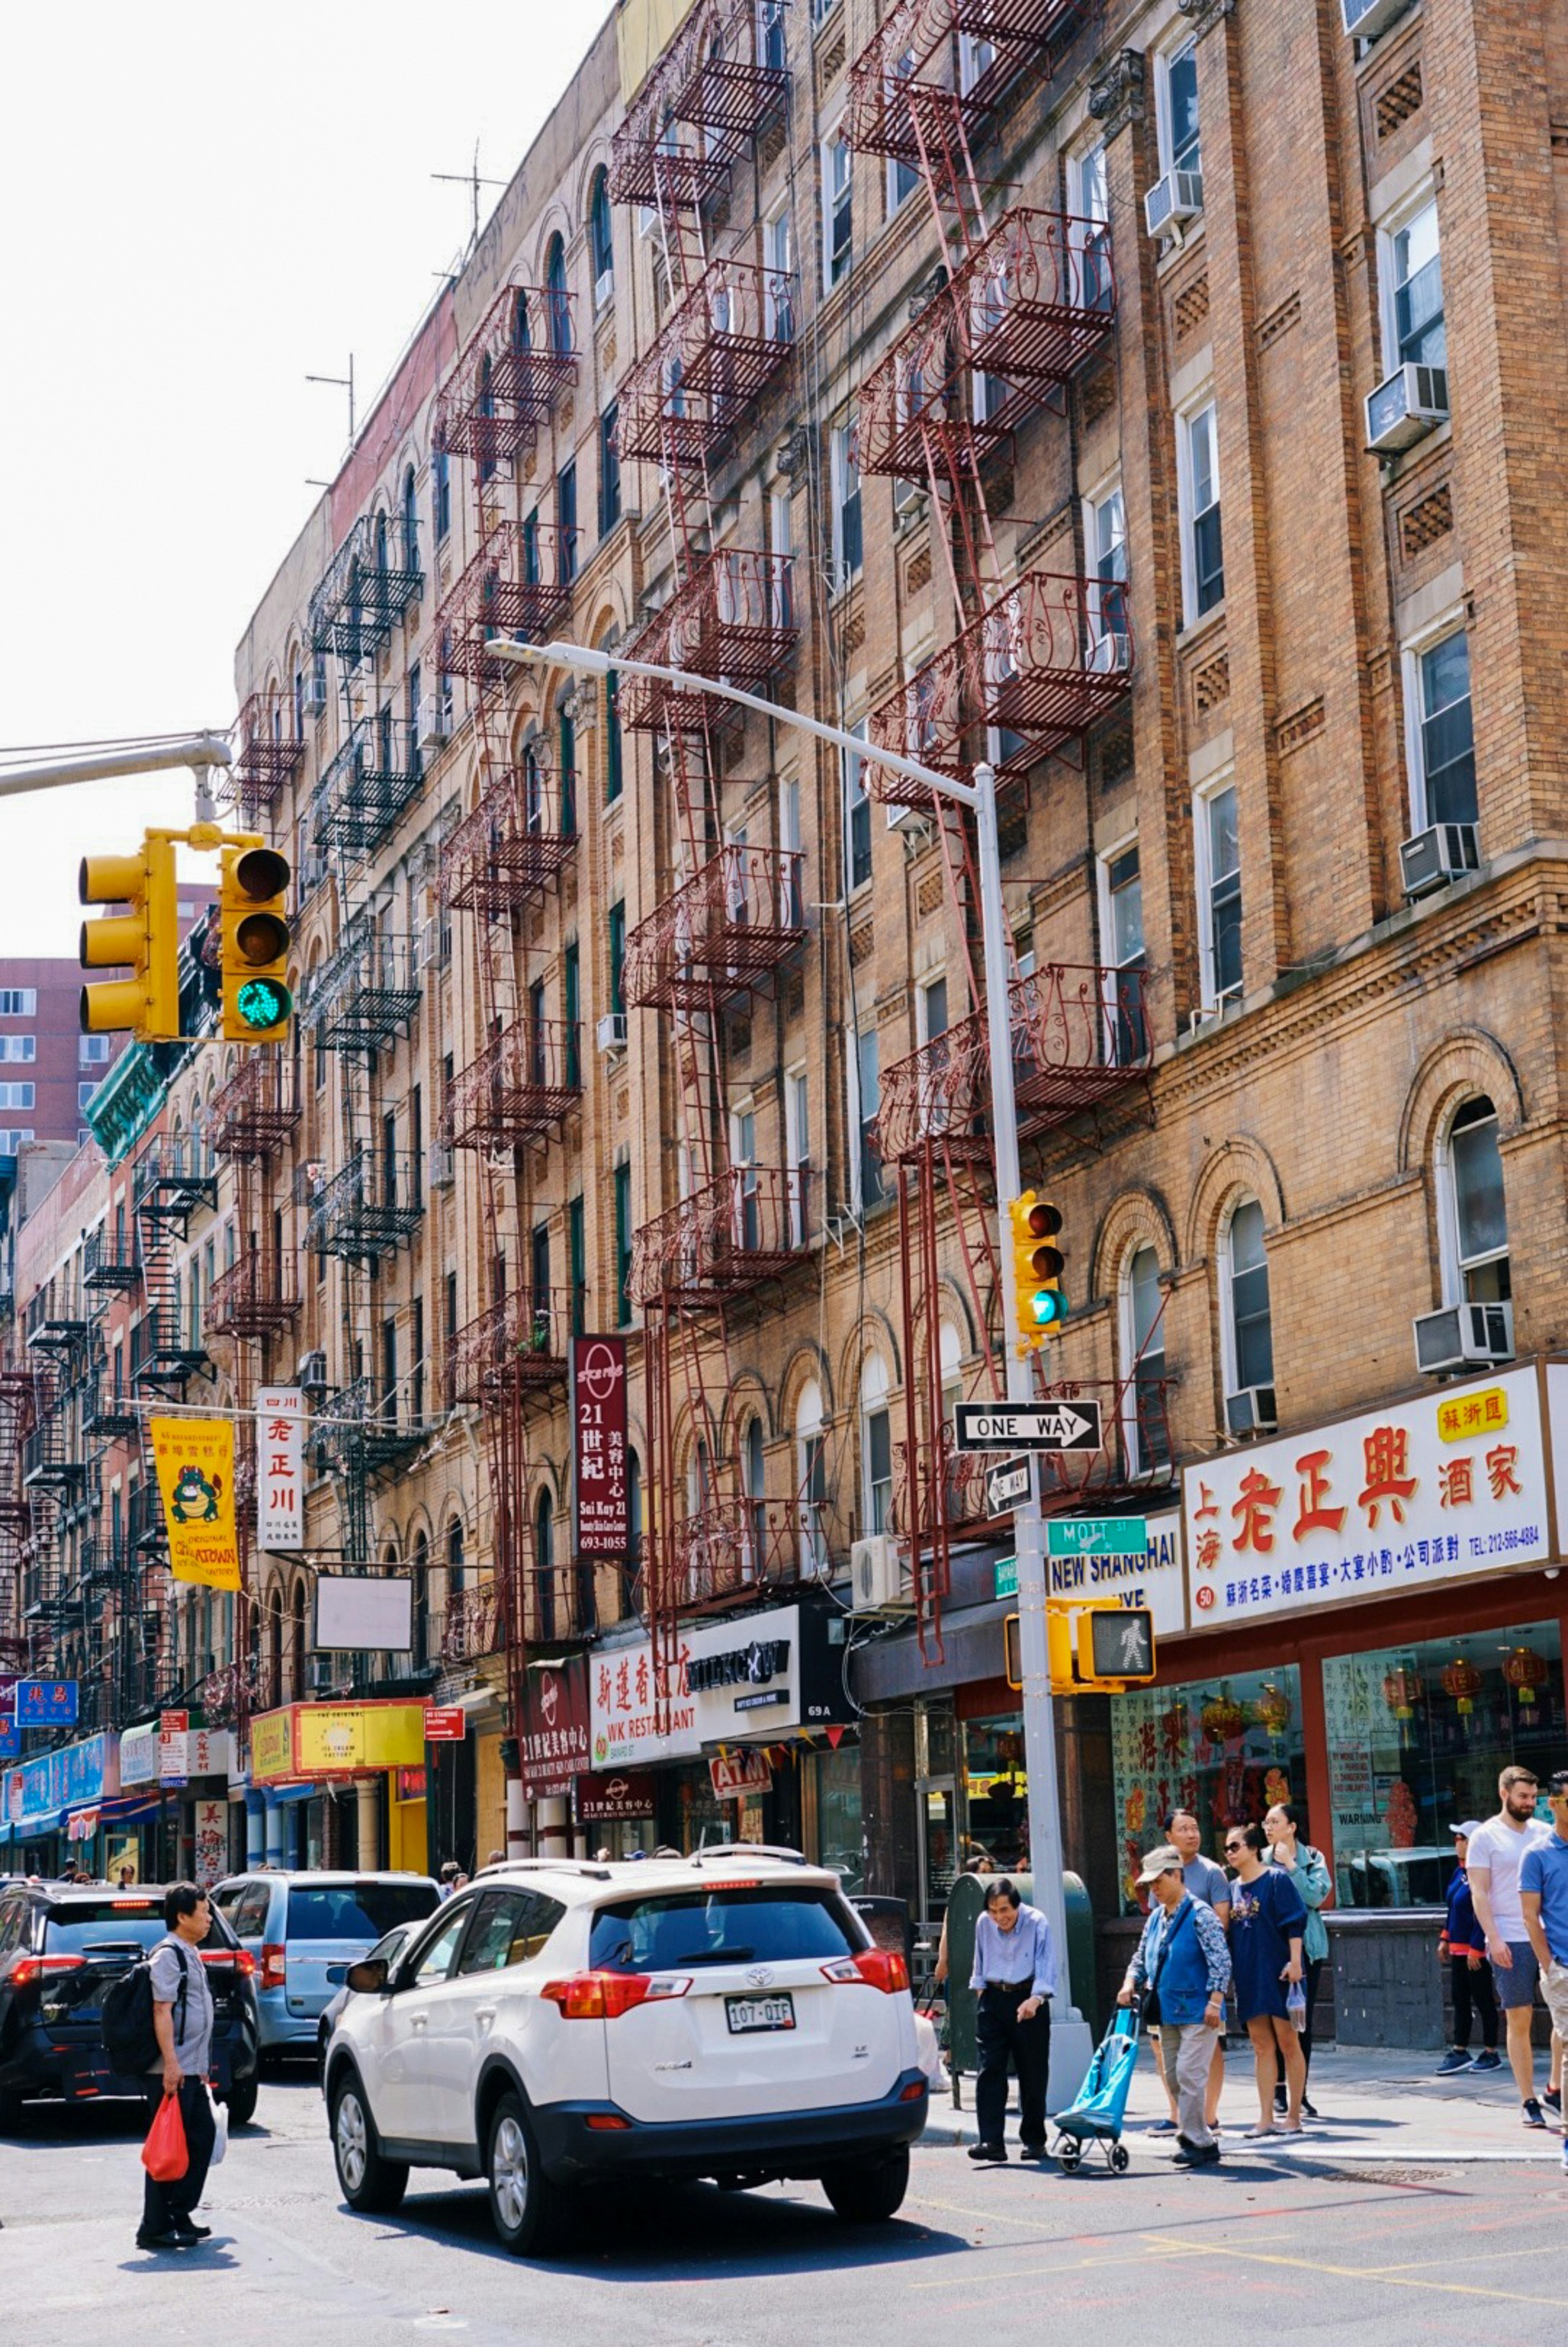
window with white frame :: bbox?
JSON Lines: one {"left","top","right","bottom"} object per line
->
{"left": 860, "top": 1356, "right": 893, "bottom": 1536}
{"left": 1121, "top": 1244, "right": 1170, "bottom": 1474}
{"left": 1194, "top": 778, "right": 1242, "bottom": 1007}
{"left": 79, "top": 1035, "right": 111, "bottom": 1066}
{"left": 823, "top": 127, "right": 853, "bottom": 290}
{"left": 0, "top": 1130, "right": 35, "bottom": 1151}
{"left": 886, "top": 47, "right": 921, "bottom": 211}
{"left": 1156, "top": 37, "right": 1201, "bottom": 179}
{"left": 1223, "top": 1197, "right": 1274, "bottom": 1397}
{"left": 1070, "top": 140, "right": 1114, "bottom": 313}
{"left": 918, "top": 971, "right": 948, "bottom": 1043}
{"left": 1381, "top": 193, "right": 1445, "bottom": 375}
{"left": 1086, "top": 479, "right": 1129, "bottom": 667}
{"left": 0, "top": 1036, "right": 35, "bottom": 1062}
{"left": 1179, "top": 399, "right": 1224, "bottom": 623}
{"left": 830, "top": 423, "right": 862, "bottom": 585}
{"left": 1099, "top": 838, "right": 1147, "bottom": 1063}
{"left": 796, "top": 1378, "right": 827, "bottom": 1575}
{"left": 844, "top": 718, "right": 871, "bottom": 892}
{"left": 786, "top": 1065, "right": 810, "bottom": 1245}
{"left": 0, "top": 990, "right": 37, "bottom": 1017}
{"left": 1440, "top": 1097, "right": 1510, "bottom": 1306}
{"left": 765, "top": 208, "right": 795, "bottom": 341}
{"left": 1404, "top": 625, "right": 1477, "bottom": 830}
{"left": 854, "top": 1025, "right": 883, "bottom": 1207}
{"left": 0, "top": 1083, "right": 35, "bottom": 1110}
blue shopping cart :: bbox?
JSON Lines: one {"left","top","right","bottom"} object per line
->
{"left": 1050, "top": 2004, "right": 1142, "bottom": 2174}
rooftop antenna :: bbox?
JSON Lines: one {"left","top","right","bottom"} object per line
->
{"left": 306, "top": 354, "right": 356, "bottom": 480}
{"left": 433, "top": 141, "right": 509, "bottom": 256}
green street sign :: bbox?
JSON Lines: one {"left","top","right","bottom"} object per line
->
{"left": 994, "top": 1555, "right": 1018, "bottom": 1600}
{"left": 1045, "top": 1516, "right": 1147, "bottom": 1560}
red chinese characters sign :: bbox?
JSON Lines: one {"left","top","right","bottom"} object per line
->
{"left": 256, "top": 1386, "right": 304, "bottom": 1552}
{"left": 571, "top": 1337, "right": 630, "bottom": 1556}
{"left": 1183, "top": 1369, "right": 1550, "bottom": 1629}
{"left": 518, "top": 1655, "right": 592, "bottom": 1800}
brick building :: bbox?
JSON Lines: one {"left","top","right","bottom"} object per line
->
{"left": 0, "top": 959, "right": 117, "bottom": 1153}
{"left": 5, "top": 2, "right": 1568, "bottom": 2039}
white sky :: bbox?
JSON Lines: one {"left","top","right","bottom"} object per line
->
{"left": 0, "top": 0, "right": 610, "bottom": 955}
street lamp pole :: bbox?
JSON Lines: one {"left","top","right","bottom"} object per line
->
{"left": 490, "top": 637, "right": 1091, "bottom": 2079}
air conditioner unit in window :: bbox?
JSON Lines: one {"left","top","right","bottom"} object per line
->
{"left": 1400, "top": 820, "right": 1480, "bottom": 900}
{"left": 850, "top": 1534, "right": 911, "bottom": 1612}
{"left": 597, "top": 1012, "right": 628, "bottom": 1055}
{"left": 885, "top": 798, "right": 932, "bottom": 836}
{"left": 296, "top": 1349, "right": 329, "bottom": 1395}
{"left": 418, "top": 697, "right": 451, "bottom": 753}
{"left": 427, "top": 1143, "right": 455, "bottom": 1191}
{"left": 1225, "top": 1385, "right": 1278, "bottom": 1438}
{"left": 1341, "top": 0, "right": 1411, "bottom": 42}
{"left": 1144, "top": 170, "right": 1203, "bottom": 239}
{"left": 302, "top": 676, "right": 328, "bottom": 718}
{"left": 1366, "top": 363, "right": 1449, "bottom": 454}
{"left": 1413, "top": 1299, "right": 1514, "bottom": 1378}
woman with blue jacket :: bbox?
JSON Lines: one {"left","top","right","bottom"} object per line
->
{"left": 1266, "top": 1800, "right": 1332, "bottom": 2116}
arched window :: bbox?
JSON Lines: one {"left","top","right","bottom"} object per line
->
{"left": 1120, "top": 1244, "right": 1170, "bottom": 1475}
{"left": 546, "top": 234, "right": 570, "bottom": 354}
{"left": 513, "top": 287, "right": 532, "bottom": 350}
{"left": 293, "top": 663, "right": 305, "bottom": 741}
{"left": 1222, "top": 1198, "right": 1274, "bottom": 1422}
{"left": 432, "top": 444, "right": 451, "bottom": 543}
{"left": 411, "top": 1530, "right": 431, "bottom": 1671}
{"left": 401, "top": 466, "right": 418, "bottom": 569}
{"left": 1441, "top": 1097, "right": 1511, "bottom": 1306}
{"left": 536, "top": 1487, "right": 556, "bottom": 1642}
{"left": 447, "top": 1516, "right": 466, "bottom": 1592}
{"left": 374, "top": 511, "right": 389, "bottom": 577}
{"left": 743, "top": 1416, "right": 766, "bottom": 1580}
{"left": 589, "top": 168, "right": 614, "bottom": 302}
{"left": 860, "top": 1357, "right": 891, "bottom": 1537}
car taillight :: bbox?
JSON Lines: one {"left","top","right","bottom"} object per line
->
{"left": 540, "top": 1972, "right": 692, "bottom": 2020}
{"left": 820, "top": 1949, "right": 910, "bottom": 1994}
{"left": 232, "top": 1948, "right": 258, "bottom": 1978}
{"left": 12, "top": 1955, "right": 85, "bottom": 1989}
{"left": 261, "top": 1943, "right": 286, "bottom": 1990}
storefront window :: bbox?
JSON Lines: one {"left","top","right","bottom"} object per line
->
{"left": 1324, "top": 1618, "right": 1562, "bottom": 1908}
{"left": 811, "top": 1743, "right": 864, "bottom": 1890}
{"left": 963, "top": 1715, "right": 1029, "bottom": 1872}
{"left": 1110, "top": 1667, "right": 1306, "bottom": 1912}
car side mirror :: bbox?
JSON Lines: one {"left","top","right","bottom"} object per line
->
{"left": 344, "top": 1958, "right": 389, "bottom": 1995}
{"left": 325, "top": 1964, "right": 348, "bottom": 1986}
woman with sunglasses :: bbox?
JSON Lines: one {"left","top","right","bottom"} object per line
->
{"left": 1224, "top": 1821, "right": 1308, "bottom": 2134}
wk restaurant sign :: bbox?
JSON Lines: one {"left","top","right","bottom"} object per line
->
{"left": 1182, "top": 1366, "right": 1553, "bottom": 1631}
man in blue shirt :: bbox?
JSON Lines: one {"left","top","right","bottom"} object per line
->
{"left": 968, "top": 1877, "right": 1057, "bottom": 2162}
{"left": 1521, "top": 1767, "right": 1568, "bottom": 2178}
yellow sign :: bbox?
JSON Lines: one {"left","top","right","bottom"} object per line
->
{"left": 150, "top": 1417, "right": 242, "bottom": 1591}
{"left": 1437, "top": 1385, "right": 1509, "bottom": 1445}
{"left": 249, "top": 1710, "right": 293, "bottom": 1783}
{"left": 248, "top": 1702, "right": 428, "bottom": 1784}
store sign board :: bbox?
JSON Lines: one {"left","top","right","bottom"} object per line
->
{"left": 2, "top": 1732, "right": 118, "bottom": 1829}
{"left": 257, "top": 1386, "right": 305, "bottom": 1552}
{"left": 247, "top": 1701, "right": 427, "bottom": 1783}
{"left": 1050, "top": 1509, "right": 1186, "bottom": 1637}
{"left": 590, "top": 1638, "right": 700, "bottom": 1767}
{"left": 572, "top": 1337, "right": 631, "bottom": 1556}
{"left": 576, "top": 1769, "right": 657, "bottom": 1821}
{"left": 518, "top": 1657, "right": 592, "bottom": 1799}
{"left": 1181, "top": 1366, "right": 1549, "bottom": 1632}
{"left": 17, "top": 1679, "right": 78, "bottom": 1727}
{"left": 710, "top": 1748, "right": 773, "bottom": 1798}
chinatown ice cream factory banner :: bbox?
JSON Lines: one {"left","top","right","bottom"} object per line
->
{"left": 150, "top": 1416, "right": 242, "bottom": 1592}
{"left": 1181, "top": 1366, "right": 1550, "bottom": 1632}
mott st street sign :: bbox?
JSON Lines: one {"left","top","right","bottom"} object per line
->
{"left": 1045, "top": 1517, "right": 1148, "bottom": 1559}
{"left": 953, "top": 1400, "right": 1103, "bottom": 1454}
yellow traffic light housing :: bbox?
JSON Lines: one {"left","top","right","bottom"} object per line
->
{"left": 1009, "top": 1189, "right": 1067, "bottom": 1350}
{"left": 220, "top": 844, "right": 293, "bottom": 1043}
{"left": 79, "top": 832, "right": 180, "bottom": 1041}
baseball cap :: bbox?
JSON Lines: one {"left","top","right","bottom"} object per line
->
{"left": 1448, "top": 1819, "right": 1483, "bottom": 1839}
{"left": 1135, "top": 1843, "right": 1186, "bottom": 1886}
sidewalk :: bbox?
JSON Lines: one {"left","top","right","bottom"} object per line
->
{"left": 922, "top": 2041, "right": 1568, "bottom": 2164}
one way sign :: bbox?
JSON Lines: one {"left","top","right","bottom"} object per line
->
{"left": 954, "top": 1400, "right": 1104, "bottom": 1454}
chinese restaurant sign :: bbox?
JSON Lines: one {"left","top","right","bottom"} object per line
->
{"left": 589, "top": 1637, "right": 700, "bottom": 1767}
{"left": 256, "top": 1387, "right": 305, "bottom": 1551}
{"left": 1182, "top": 1368, "right": 1549, "bottom": 1631}
{"left": 572, "top": 1337, "right": 631, "bottom": 1555}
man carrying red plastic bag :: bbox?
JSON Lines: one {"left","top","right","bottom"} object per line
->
{"left": 138, "top": 1883, "right": 219, "bottom": 2253}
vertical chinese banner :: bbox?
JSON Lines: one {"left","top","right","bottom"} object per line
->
{"left": 571, "top": 1337, "right": 630, "bottom": 1555}
{"left": 256, "top": 1386, "right": 305, "bottom": 1552}
{"left": 150, "top": 1418, "right": 242, "bottom": 1592}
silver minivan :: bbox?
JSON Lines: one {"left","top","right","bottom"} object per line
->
{"left": 213, "top": 1870, "right": 441, "bottom": 2054}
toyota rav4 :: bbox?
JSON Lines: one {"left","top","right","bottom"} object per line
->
{"left": 324, "top": 1848, "right": 926, "bottom": 2254}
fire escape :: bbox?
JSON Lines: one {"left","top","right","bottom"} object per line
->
{"left": 20, "top": 1274, "right": 92, "bottom": 1703}
{"left": 845, "top": 0, "right": 1150, "bottom": 1644}
{"left": 227, "top": 686, "right": 306, "bottom": 830}
{"left": 608, "top": 0, "right": 807, "bottom": 1678}
{"left": 431, "top": 267, "right": 582, "bottom": 1711}
{"left": 0, "top": 1357, "right": 37, "bottom": 1668}
{"left": 81, "top": 1220, "right": 161, "bottom": 1728}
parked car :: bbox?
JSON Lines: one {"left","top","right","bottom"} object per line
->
{"left": 324, "top": 1849, "right": 927, "bottom": 2256}
{"left": 0, "top": 1881, "right": 260, "bottom": 2128}
{"left": 211, "top": 1871, "right": 441, "bottom": 2056}
{"left": 317, "top": 1918, "right": 423, "bottom": 2071}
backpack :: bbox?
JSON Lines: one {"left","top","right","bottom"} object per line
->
{"left": 101, "top": 1939, "right": 189, "bottom": 2076}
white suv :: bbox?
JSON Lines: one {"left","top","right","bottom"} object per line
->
{"left": 324, "top": 1848, "right": 927, "bottom": 2254}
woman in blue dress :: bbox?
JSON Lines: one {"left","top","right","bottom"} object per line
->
{"left": 1224, "top": 1819, "right": 1308, "bottom": 2134}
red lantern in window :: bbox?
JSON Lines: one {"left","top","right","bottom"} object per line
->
{"left": 1382, "top": 1665, "right": 1421, "bottom": 1722}
{"left": 1440, "top": 1657, "right": 1483, "bottom": 1718}
{"left": 1503, "top": 1645, "right": 1548, "bottom": 1708}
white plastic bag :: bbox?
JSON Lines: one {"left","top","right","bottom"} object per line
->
{"left": 208, "top": 2094, "right": 230, "bottom": 2167}
{"left": 913, "top": 2008, "right": 950, "bottom": 2095}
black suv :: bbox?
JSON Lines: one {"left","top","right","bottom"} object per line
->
{"left": 0, "top": 1883, "right": 260, "bottom": 2128}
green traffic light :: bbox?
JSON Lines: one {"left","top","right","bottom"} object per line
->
{"left": 234, "top": 976, "right": 291, "bottom": 1031}
{"left": 1030, "top": 1289, "right": 1069, "bottom": 1330}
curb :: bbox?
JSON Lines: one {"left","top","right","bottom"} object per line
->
{"left": 914, "top": 2117, "right": 1568, "bottom": 2166}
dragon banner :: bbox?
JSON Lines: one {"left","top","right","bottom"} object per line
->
{"left": 150, "top": 1417, "right": 242, "bottom": 1592}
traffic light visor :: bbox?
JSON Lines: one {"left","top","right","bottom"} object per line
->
{"left": 234, "top": 908, "right": 290, "bottom": 966}
{"left": 232, "top": 846, "right": 290, "bottom": 902}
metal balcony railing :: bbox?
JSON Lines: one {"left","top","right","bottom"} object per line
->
{"left": 230, "top": 686, "right": 306, "bottom": 820}
{"left": 446, "top": 1021, "right": 582, "bottom": 1149}
{"left": 133, "top": 1145, "right": 218, "bottom": 1227}
{"left": 439, "top": 755, "right": 577, "bottom": 915}
{"left": 433, "top": 521, "right": 578, "bottom": 683}
{"left": 205, "top": 1245, "right": 302, "bottom": 1340}
{"left": 314, "top": 1375, "right": 431, "bottom": 1481}
{"left": 83, "top": 1225, "right": 141, "bottom": 1294}
{"left": 618, "top": 258, "right": 795, "bottom": 466}
{"left": 431, "top": 281, "right": 578, "bottom": 467}
{"left": 619, "top": 550, "right": 796, "bottom": 732}
{"left": 83, "top": 1376, "right": 141, "bottom": 1442}
{"left": 445, "top": 1288, "right": 577, "bottom": 1410}
{"left": 847, "top": 0, "right": 1065, "bottom": 163}
{"left": 871, "top": 1019, "right": 994, "bottom": 1167}
{"left": 891, "top": 1440, "right": 994, "bottom": 1539}
{"left": 210, "top": 1054, "right": 301, "bottom": 1159}
{"left": 609, "top": 0, "right": 788, "bottom": 206}
{"left": 312, "top": 718, "right": 423, "bottom": 857}
{"left": 303, "top": 926, "right": 421, "bottom": 1051}
{"left": 631, "top": 1166, "right": 809, "bottom": 1306}
{"left": 622, "top": 845, "right": 804, "bottom": 1011}
{"left": 666, "top": 1498, "right": 828, "bottom": 1614}
{"left": 442, "top": 1578, "right": 505, "bottom": 1663}
{"left": 304, "top": 1150, "right": 425, "bottom": 1264}
{"left": 308, "top": 511, "right": 423, "bottom": 664}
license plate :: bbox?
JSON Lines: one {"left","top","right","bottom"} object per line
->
{"left": 725, "top": 1993, "right": 796, "bottom": 2033}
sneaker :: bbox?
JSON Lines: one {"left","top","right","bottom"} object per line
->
{"left": 1146, "top": 2118, "right": 1179, "bottom": 2136}
{"left": 1544, "top": 2087, "right": 1562, "bottom": 2114}
{"left": 1436, "top": 2050, "right": 1472, "bottom": 2076}
{"left": 1173, "top": 2141, "right": 1220, "bottom": 2168}
{"left": 1300, "top": 2097, "right": 1319, "bottom": 2120}
{"left": 967, "top": 2141, "right": 1008, "bottom": 2163}
{"left": 1273, "top": 2086, "right": 1288, "bottom": 2115}
{"left": 1523, "top": 2098, "right": 1547, "bottom": 2130}
{"left": 1469, "top": 2049, "right": 1502, "bottom": 2072}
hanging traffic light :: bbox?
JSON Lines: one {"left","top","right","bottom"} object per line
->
{"left": 220, "top": 843, "right": 293, "bottom": 1043}
{"left": 79, "top": 832, "right": 180, "bottom": 1041}
{"left": 1009, "top": 1190, "right": 1067, "bottom": 1350}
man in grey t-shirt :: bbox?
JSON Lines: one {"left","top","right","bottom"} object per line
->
{"left": 1148, "top": 1811, "right": 1231, "bottom": 2137}
{"left": 137, "top": 1883, "right": 219, "bottom": 2253}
